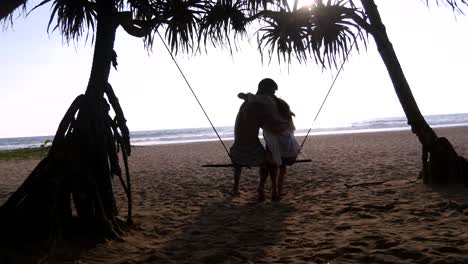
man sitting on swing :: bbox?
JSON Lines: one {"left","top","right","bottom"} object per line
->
{"left": 230, "top": 78, "right": 299, "bottom": 201}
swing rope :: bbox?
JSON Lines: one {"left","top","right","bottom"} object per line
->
{"left": 297, "top": 38, "right": 357, "bottom": 154}
{"left": 157, "top": 31, "right": 231, "bottom": 158}
{"left": 158, "top": 30, "right": 356, "bottom": 164}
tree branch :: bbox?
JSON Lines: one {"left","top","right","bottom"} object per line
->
{"left": 117, "top": 11, "right": 162, "bottom": 38}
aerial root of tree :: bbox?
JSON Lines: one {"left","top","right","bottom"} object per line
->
{"left": 0, "top": 83, "right": 133, "bottom": 246}
{"left": 421, "top": 136, "right": 468, "bottom": 186}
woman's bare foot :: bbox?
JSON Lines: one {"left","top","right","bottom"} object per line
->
{"left": 231, "top": 189, "right": 240, "bottom": 197}
{"left": 257, "top": 188, "right": 266, "bottom": 202}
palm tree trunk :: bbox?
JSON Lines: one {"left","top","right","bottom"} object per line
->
{"left": 360, "top": 0, "right": 468, "bottom": 185}
{"left": 359, "top": 0, "right": 437, "bottom": 145}
{"left": 87, "top": 1, "right": 116, "bottom": 99}
{"left": 71, "top": 0, "right": 121, "bottom": 235}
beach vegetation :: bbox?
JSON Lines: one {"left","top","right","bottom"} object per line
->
{"left": 1, "top": 0, "right": 467, "bottom": 261}
{"left": 0, "top": 147, "right": 49, "bottom": 160}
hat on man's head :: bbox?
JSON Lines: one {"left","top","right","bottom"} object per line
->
{"left": 257, "top": 78, "right": 278, "bottom": 95}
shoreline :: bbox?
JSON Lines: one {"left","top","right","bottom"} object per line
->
{"left": 130, "top": 124, "right": 468, "bottom": 147}
{"left": 2, "top": 125, "right": 467, "bottom": 159}
{"left": 2, "top": 123, "right": 468, "bottom": 151}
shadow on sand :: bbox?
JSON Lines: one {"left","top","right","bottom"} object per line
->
{"left": 133, "top": 196, "right": 295, "bottom": 264}
{"left": 0, "top": 220, "right": 133, "bottom": 264}
{"left": 428, "top": 184, "right": 468, "bottom": 210}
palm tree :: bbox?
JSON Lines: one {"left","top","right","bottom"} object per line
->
{"left": 0, "top": 0, "right": 191, "bottom": 243}
{"left": 0, "top": 0, "right": 238, "bottom": 248}
{"left": 1, "top": 0, "right": 134, "bottom": 244}
{"left": 357, "top": 0, "right": 468, "bottom": 185}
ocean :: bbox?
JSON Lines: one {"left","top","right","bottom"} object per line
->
{"left": 1, "top": 113, "right": 468, "bottom": 151}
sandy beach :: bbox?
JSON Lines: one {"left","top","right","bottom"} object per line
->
{"left": 1, "top": 126, "right": 468, "bottom": 263}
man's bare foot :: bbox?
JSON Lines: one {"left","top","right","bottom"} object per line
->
{"left": 257, "top": 188, "right": 266, "bottom": 202}
{"left": 271, "top": 192, "right": 281, "bottom": 202}
{"left": 231, "top": 189, "right": 240, "bottom": 197}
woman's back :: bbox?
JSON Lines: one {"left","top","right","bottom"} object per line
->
{"left": 275, "top": 97, "right": 296, "bottom": 132}
{"left": 269, "top": 96, "right": 300, "bottom": 162}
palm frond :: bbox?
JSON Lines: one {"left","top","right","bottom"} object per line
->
{"left": 40, "top": 0, "right": 97, "bottom": 43}
{"left": 0, "top": 0, "right": 28, "bottom": 25}
{"left": 239, "top": 0, "right": 280, "bottom": 13}
{"left": 198, "top": 0, "right": 249, "bottom": 52}
{"left": 426, "top": 0, "right": 468, "bottom": 14}
{"left": 258, "top": 0, "right": 366, "bottom": 68}
{"left": 258, "top": 9, "right": 311, "bottom": 64}
{"left": 149, "top": 0, "right": 205, "bottom": 54}
{"left": 307, "top": 0, "right": 365, "bottom": 68}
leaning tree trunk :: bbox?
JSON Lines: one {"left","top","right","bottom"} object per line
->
{"left": 0, "top": 0, "right": 132, "bottom": 250}
{"left": 360, "top": 0, "right": 468, "bottom": 185}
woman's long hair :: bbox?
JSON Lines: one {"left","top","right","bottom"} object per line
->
{"left": 275, "top": 96, "right": 295, "bottom": 120}
{"left": 275, "top": 96, "right": 296, "bottom": 131}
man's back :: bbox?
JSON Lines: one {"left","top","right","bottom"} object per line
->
{"left": 233, "top": 101, "right": 263, "bottom": 145}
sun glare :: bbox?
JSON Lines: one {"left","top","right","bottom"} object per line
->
{"left": 287, "top": 0, "right": 314, "bottom": 10}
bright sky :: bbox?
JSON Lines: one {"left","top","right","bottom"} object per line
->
{"left": 1, "top": 0, "right": 467, "bottom": 138}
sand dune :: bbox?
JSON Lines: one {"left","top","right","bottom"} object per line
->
{"left": 1, "top": 127, "right": 468, "bottom": 263}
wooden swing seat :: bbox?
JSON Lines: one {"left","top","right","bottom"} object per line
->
{"left": 202, "top": 159, "right": 311, "bottom": 168}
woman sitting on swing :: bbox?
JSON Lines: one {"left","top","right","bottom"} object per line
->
{"left": 256, "top": 79, "right": 300, "bottom": 199}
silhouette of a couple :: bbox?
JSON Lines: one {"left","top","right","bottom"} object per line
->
{"left": 230, "top": 78, "right": 300, "bottom": 201}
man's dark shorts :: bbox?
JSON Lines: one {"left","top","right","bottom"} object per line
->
{"left": 230, "top": 142, "right": 265, "bottom": 166}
